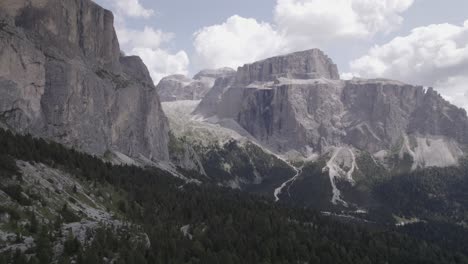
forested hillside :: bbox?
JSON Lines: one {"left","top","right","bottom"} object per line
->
{"left": 1, "top": 129, "right": 468, "bottom": 263}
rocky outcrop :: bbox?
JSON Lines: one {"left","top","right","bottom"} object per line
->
{"left": 161, "top": 99, "right": 296, "bottom": 190}
{"left": 0, "top": 0, "right": 170, "bottom": 160}
{"left": 168, "top": 133, "right": 206, "bottom": 175}
{"left": 157, "top": 74, "right": 211, "bottom": 102}
{"left": 196, "top": 50, "right": 468, "bottom": 165}
{"left": 342, "top": 79, "right": 468, "bottom": 152}
{"left": 235, "top": 49, "right": 339, "bottom": 85}
{"left": 193, "top": 67, "right": 235, "bottom": 81}
{"left": 193, "top": 73, "right": 237, "bottom": 118}
{"left": 157, "top": 68, "right": 235, "bottom": 102}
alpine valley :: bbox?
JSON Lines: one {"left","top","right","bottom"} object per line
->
{"left": 1, "top": 0, "right": 468, "bottom": 263}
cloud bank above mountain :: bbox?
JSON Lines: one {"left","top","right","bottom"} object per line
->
{"left": 348, "top": 20, "right": 468, "bottom": 109}
{"left": 193, "top": 0, "right": 415, "bottom": 69}
{"left": 193, "top": 15, "right": 286, "bottom": 69}
{"left": 93, "top": 0, "right": 468, "bottom": 110}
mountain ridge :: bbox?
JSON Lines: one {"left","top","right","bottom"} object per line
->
{"left": 157, "top": 68, "right": 235, "bottom": 102}
{"left": 1, "top": 1, "right": 468, "bottom": 262}
{"left": 163, "top": 48, "right": 468, "bottom": 210}
{"left": 194, "top": 49, "right": 468, "bottom": 164}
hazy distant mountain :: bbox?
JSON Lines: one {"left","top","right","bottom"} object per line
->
{"left": 156, "top": 68, "right": 235, "bottom": 102}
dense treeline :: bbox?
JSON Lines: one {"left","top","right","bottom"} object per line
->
{"left": 1, "top": 129, "right": 468, "bottom": 263}
{"left": 375, "top": 161, "right": 468, "bottom": 222}
{"left": 399, "top": 222, "right": 468, "bottom": 256}
{"left": 0, "top": 226, "right": 148, "bottom": 264}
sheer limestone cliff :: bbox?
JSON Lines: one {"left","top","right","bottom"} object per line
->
{"left": 0, "top": 0, "right": 170, "bottom": 161}
{"left": 235, "top": 49, "right": 340, "bottom": 84}
{"left": 195, "top": 49, "right": 468, "bottom": 168}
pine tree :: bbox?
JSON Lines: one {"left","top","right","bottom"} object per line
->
{"left": 11, "top": 249, "right": 27, "bottom": 264}
{"left": 0, "top": 253, "right": 8, "bottom": 264}
{"left": 57, "top": 255, "right": 71, "bottom": 264}
{"left": 82, "top": 246, "right": 100, "bottom": 264}
{"left": 64, "top": 230, "right": 81, "bottom": 256}
{"left": 29, "top": 211, "right": 38, "bottom": 234}
{"left": 36, "top": 226, "right": 52, "bottom": 264}
{"left": 27, "top": 257, "right": 39, "bottom": 264}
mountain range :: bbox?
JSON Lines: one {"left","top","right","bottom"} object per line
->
{"left": 1, "top": 0, "right": 468, "bottom": 263}
{"left": 160, "top": 47, "right": 468, "bottom": 210}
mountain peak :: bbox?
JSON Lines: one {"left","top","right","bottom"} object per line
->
{"left": 194, "top": 67, "right": 236, "bottom": 80}
{"left": 161, "top": 74, "right": 194, "bottom": 83}
{"left": 236, "top": 49, "right": 340, "bottom": 84}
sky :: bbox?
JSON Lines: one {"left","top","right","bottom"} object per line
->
{"left": 94, "top": 0, "right": 468, "bottom": 110}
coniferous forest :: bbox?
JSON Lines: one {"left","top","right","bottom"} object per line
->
{"left": 1, "top": 129, "right": 468, "bottom": 263}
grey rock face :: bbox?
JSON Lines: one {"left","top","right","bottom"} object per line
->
{"left": 157, "top": 75, "right": 207, "bottom": 102}
{"left": 0, "top": 14, "right": 45, "bottom": 132}
{"left": 193, "top": 73, "right": 237, "bottom": 117}
{"left": 234, "top": 79, "right": 347, "bottom": 153}
{"left": 12, "top": 0, "right": 121, "bottom": 73}
{"left": 193, "top": 67, "right": 236, "bottom": 80}
{"left": 196, "top": 50, "right": 468, "bottom": 157}
{"left": 157, "top": 68, "right": 235, "bottom": 102}
{"left": 235, "top": 49, "right": 339, "bottom": 85}
{"left": 168, "top": 134, "right": 206, "bottom": 175}
{"left": 0, "top": 0, "right": 170, "bottom": 161}
{"left": 341, "top": 79, "right": 468, "bottom": 153}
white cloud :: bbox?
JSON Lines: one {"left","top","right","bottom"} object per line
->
{"left": 193, "top": 15, "right": 286, "bottom": 69}
{"left": 274, "top": 0, "right": 366, "bottom": 42}
{"left": 114, "top": 0, "right": 154, "bottom": 18}
{"left": 115, "top": 25, "right": 189, "bottom": 83}
{"left": 100, "top": 3, "right": 189, "bottom": 84}
{"left": 274, "top": 0, "right": 414, "bottom": 49}
{"left": 117, "top": 26, "right": 174, "bottom": 51}
{"left": 131, "top": 48, "right": 190, "bottom": 84}
{"left": 436, "top": 76, "right": 468, "bottom": 110}
{"left": 93, "top": 0, "right": 188, "bottom": 83}
{"left": 349, "top": 20, "right": 468, "bottom": 109}
{"left": 340, "top": 72, "right": 357, "bottom": 80}
{"left": 351, "top": 0, "right": 415, "bottom": 34}
{"left": 193, "top": 0, "right": 414, "bottom": 70}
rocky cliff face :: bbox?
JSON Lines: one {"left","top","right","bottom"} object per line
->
{"left": 342, "top": 79, "right": 468, "bottom": 152}
{"left": 196, "top": 50, "right": 468, "bottom": 167}
{"left": 192, "top": 49, "right": 468, "bottom": 207}
{"left": 235, "top": 49, "right": 339, "bottom": 85}
{"left": 0, "top": 0, "right": 170, "bottom": 160}
{"left": 157, "top": 68, "right": 235, "bottom": 102}
{"left": 193, "top": 72, "right": 237, "bottom": 118}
